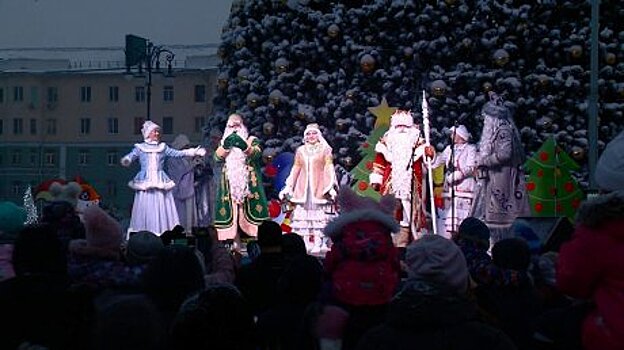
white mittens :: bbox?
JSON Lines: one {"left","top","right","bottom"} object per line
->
{"left": 446, "top": 170, "right": 463, "bottom": 185}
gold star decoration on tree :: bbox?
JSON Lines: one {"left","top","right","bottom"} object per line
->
{"left": 368, "top": 97, "right": 397, "bottom": 129}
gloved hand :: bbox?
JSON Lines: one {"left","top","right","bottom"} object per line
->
{"left": 120, "top": 157, "right": 131, "bottom": 167}
{"left": 224, "top": 133, "right": 247, "bottom": 150}
{"left": 446, "top": 170, "right": 463, "bottom": 185}
{"left": 371, "top": 183, "right": 381, "bottom": 192}
{"left": 194, "top": 147, "right": 207, "bottom": 157}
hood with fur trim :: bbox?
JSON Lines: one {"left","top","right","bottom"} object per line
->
{"left": 323, "top": 185, "right": 399, "bottom": 238}
{"left": 575, "top": 191, "right": 624, "bottom": 230}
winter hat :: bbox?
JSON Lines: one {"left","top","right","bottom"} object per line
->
{"left": 405, "top": 234, "right": 469, "bottom": 294}
{"left": 390, "top": 109, "right": 414, "bottom": 128}
{"left": 457, "top": 217, "right": 490, "bottom": 250}
{"left": 171, "top": 134, "right": 191, "bottom": 150}
{"left": 449, "top": 125, "right": 471, "bottom": 141}
{"left": 257, "top": 220, "right": 283, "bottom": 249}
{"left": 481, "top": 92, "right": 510, "bottom": 119}
{"left": 0, "top": 201, "right": 27, "bottom": 243}
{"left": 70, "top": 205, "right": 122, "bottom": 258}
{"left": 511, "top": 219, "right": 542, "bottom": 255}
{"left": 141, "top": 120, "right": 160, "bottom": 140}
{"left": 49, "top": 181, "right": 81, "bottom": 208}
{"left": 126, "top": 231, "right": 165, "bottom": 265}
{"left": 595, "top": 131, "right": 624, "bottom": 192}
{"left": 492, "top": 238, "right": 531, "bottom": 271}
{"left": 314, "top": 304, "right": 349, "bottom": 340}
{"left": 323, "top": 185, "right": 398, "bottom": 239}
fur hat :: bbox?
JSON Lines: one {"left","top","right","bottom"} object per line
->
{"left": 595, "top": 131, "right": 624, "bottom": 192}
{"left": 457, "top": 217, "right": 490, "bottom": 250}
{"left": 323, "top": 185, "right": 399, "bottom": 238}
{"left": 141, "top": 120, "right": 160, "bottom": 140}
{"left": 171, "top": 134, "right": 191, "bottom": 150}
{"left": 70, "top": 205, "right": 122, "bottom": 258}
{"left": 405, "top": 235, "right": 469, "bottom": 294}
{"left": 390, "top": 109, "right": 414, "bottom": 128}
{"left": 481, "top": 92, "right": 510, "bottom": 119}
{"left": 126, "top": 231, "right": 164, "bottom": 265}
{"left": 49, "top": 181, "right": 81, "bottom": 208}
{"left": 0, "top": 201, "right": 27, "bottom": 243}
{"left": 449, "top": 125, "right": 471, "bottom": 141}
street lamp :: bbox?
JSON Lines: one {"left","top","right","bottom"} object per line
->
{"left": 125, "top": 34, "right": 175, "bottom": 121}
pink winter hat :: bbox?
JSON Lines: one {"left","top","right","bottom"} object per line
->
{"left": 70, "top": 205, "right": 122, "bottom": 258}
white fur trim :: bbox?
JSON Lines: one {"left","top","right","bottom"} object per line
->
{"left": 369, "top": 172, "right": 383, "bottom": 184}
{"left": 136, "top": 143, "right": 166, "bottom": 153}
{"left": 374, "top": 141, "right": 392, "bottom": 162}
{"left": 323, "top": 209, "right": 400, "bottom": 238}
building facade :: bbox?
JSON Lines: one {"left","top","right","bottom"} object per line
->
{"left": 0, "top": 49, "right": 218, "bottom": 218}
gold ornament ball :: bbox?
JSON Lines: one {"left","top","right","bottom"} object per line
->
{"left": 346, "top": 89, "right": 356, "bottom": 100}
{"left": 570, "top": 45, "right": 583, "bottom": 59}
{"left": 538, "top": 74, "right": 550, "bottom": 87}
{"left": 269, "top": 90, "right": 283, "bottom": 107}
{"left": 246, "top": 93, "right": 260, "bottom": 108}
{"left": 571, "top": 147, "right": 585, "bottom": 161}
{"left": 263, "top": 122, "right": 275, "bottom": 136}
{"left": 263, "top": 153, "right": 275, "bottom": 165}
{"left": 275, "top": 58, "right": 289, "bottom": 74}
{"left": 217, "top": 47, "right": 227, "bottom": 59}
{"left": 235, "top": 37, "right": 246, "bottom": 49}
{"left": 327, "top": 24, "right": 340, "bottom": 38}
{"left": 297, "top": 112, "right": 307, "bottom": 120}
{"left": 342, "top": 156, "right": 353, "bottom": 167}
{"left": 493, "top": 49, "right": 510, "bottom": 67}
{"left": 217, "top": 78, "right": 228, "bottom": 91}
{"left": 237, "top": 68, "right": 249, "bottom": 82}
{"left": 335, "top": 119, "right": 347, "bottom": 131}
{"left": 445, "top": 0, "right": 457, "bottom": 5}
{"left": 483, "top": 82, "right": 494, "bottom": 93}
{"left": 605, "top": 52, "right": 617, "bottom": 65}
{"left": 430, "top": 80, "right": 448, "bottom": 97}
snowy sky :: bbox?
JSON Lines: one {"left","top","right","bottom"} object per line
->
{"left": 0, "top": 0, "right": 233, "bottom": 48}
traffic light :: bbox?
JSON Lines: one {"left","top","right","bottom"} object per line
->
{"left": 125, "top": 34, "right": 147, "bottom": 68}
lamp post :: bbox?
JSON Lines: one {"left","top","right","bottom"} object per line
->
{"left": 125, "top": 34, "right": 175, "bottom": 121}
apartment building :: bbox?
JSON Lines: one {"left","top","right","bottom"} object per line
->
{"left": 0, "top": 47, "right": 218, "bottom": 217}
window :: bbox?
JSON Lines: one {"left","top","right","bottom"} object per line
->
{"left": 12, "top": 182, "right": 22, "bottom": 197}
{"left": 45, "top": 152, "right": 56, "bottom": 166}
{"left": 135, "top": 86, "right": 145, "bottom": 102}
{"left": 194, "top": 85, "right": 206, "bottom": 102}
{"left": 106, "top": 181, "right": 117, "bottom": 197}
{"left": 194, "top": 116, "right": 205, "bottom": 133}
{"left": 11, "top": 151, "right": 21, "bottom": 165}
{"left": 30, "top": 87, "right": 39, "bottom": 106}
{"left": 109, "top": 86, "right": 119, "bottom": 102}
{"left": 46, "top": 119, "right": 57, "bottom": 135}
{"left": 163, "top": 86, "right": 174, "bottom": 102}
{"left": 29, "top": 119, "right": 37, "bottom": 135}
{"left": 79, "top": 151, "right": 89, "bottom": 166}
{"left": 80, "top": 118, "right": 91, "bottom": 135}
{"left": 13, "top": 86, "right": 24, "bottom": 102}
{"left": 133, "top": 117, "right": 145, "bottom": 135}
{"left": 162, "top": 116, "right": 173, "bottom": 135}
{"left": 47, "top": 87, "right": 58, "bottom": 103}
{"left": 13, "top": 118, "right": 23, "bottom": 135}
{"left": 29, "top": 150, "right": 38, "bottom": 165}
{"left": 80, "top": 86, "right": 91, "bottom": 102}
{"left": 107, "top": 151, "right": 118, "bottom": 166}
{"left": 107, "top": 117, "right": 119, "bottom": 134}
{"left": 0, "top": 88, "right": 4, "bottom": 103}
{"left": 0, "top": 119, "right": 3, "bottom": 135}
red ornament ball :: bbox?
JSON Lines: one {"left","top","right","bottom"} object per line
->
{"left": 265, "top": 164, "right": 278, "bottom": 177}
{"left": 535, "top": 202, "right": 544, "bottom": 213}
{"left": 365, "top": 161, "right": 373, "bottom": 170}
{"left": 571, "top": 198, "right": 581, "bottom": 209}
{"left": 358, "top": 181, "right": 368, "bottom": 191}
{"left": 539, "top": 151, "right": 549, "bottom": 162}
{"left": 362, "top": 142, "right": 369, "bottom": 149}
{"left": 537, "top": 169, "right": 544, "bottom": 178}
{"left": 556, "top": 204, "right": 563, "bottom": 213}
{"left": 268, "top": 199, "right": 281, "bottom": 218}
{"left": 564, "top": 182, "right": 575, "bottom": 193}
{"left": 526, "top": 182, "right": 536, "bottom": 191}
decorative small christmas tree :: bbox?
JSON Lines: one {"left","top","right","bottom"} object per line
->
{"left": 23, "top": 186, "right": 38, "bottom": 225}
{"left": 350, "top": 98, "right": 396, "bottom": 199}
{"left": 524, "top": 137, "right": 584, "bottom": 221}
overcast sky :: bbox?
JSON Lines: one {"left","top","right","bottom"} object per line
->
{"left": 0, "top": 0, "right": 233, "bottom": 48}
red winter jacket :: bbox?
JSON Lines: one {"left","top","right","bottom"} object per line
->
{"left": 557, "top": 193, "right": 624, "bottom": 350}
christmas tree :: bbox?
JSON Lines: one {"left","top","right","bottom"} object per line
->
{"left": 524, "top": 137, "right": 584, "bottom": 221}
{"left": 350, "top": 97, "right": 396, "bottom": 199}
{"left": 23, "top": 186, "right": 38, "bottom": 225}
{"left": 210, "top": 1, "right": 624, "bottom": 188}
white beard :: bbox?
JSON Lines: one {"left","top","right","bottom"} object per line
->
{"left": 386, "top": 128, "right": 421, "bottom": 200}
{"left": 221, "top": 125, "right": 250, "bottom": 203}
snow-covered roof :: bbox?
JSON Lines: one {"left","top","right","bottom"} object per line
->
{"left": 0, "top": 44, "right": 220, "bottom": 73}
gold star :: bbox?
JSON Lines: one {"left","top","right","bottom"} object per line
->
{"left": 368, "top": 97, "right": 397, "bottom": 129}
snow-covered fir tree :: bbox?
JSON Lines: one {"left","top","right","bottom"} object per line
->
{"left": 208, "top": 0, "right": 624, "bottom": 187}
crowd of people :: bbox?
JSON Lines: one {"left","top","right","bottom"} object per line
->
{"left": 0, "top": 93, "right": 622, "bottom": 349}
